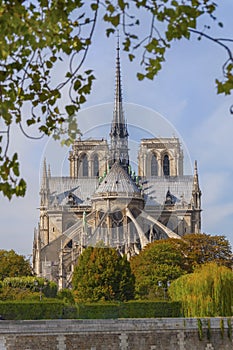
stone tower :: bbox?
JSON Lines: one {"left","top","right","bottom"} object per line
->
{"left": 68, "top": 139, "right": 108, "bottom": 178}
{"left": 138, "top": 137, "right": 184, "bottom": 177}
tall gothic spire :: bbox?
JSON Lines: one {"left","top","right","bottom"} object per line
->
{"left": 110, "top": 37, "right": 129, "bottom": 169}
{"left": 40, "top": 158, "right": 49, "bottom": 206}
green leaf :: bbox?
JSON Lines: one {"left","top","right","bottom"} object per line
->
{"left": 118, "top": 0, "right": 126, "bottom": 11}
{"left": 110, "top": 14, "right": 120, "bottom": 27}
{"left": 128, "top": 54, "right": 135, "bottom": 62}
{"left": 26, "top": 118, "right": 36, "bottom": 126}
{"left": 91, "top": 3, "right": 99, "bottom": 11}
{"left": 106, "top": 28, "right": 115, "bottom": 37}
{"left": 85, "top": 69, "right": 93, "bottom": 75}
{"left": 107, "top": 4, "right": 115, "bottom": 14}
{"left": 74, "top": 79, "right": 81, "bottom": 91}
{"left": 137, "top": 73, "right": 145, "bottom": 81}
{"left": 79, "top": 95, "right": 86, "bottom": 104}
{"left": 50, "top": 56, "right": 57, "bottom": 63}
{"left": 46, "top": 61, "right": 53, "bottom": 69}
{"left": 15, "top": 178, "right": 27, "bottom": 197}
{"left": 66, "top": 72, "right": 72, "bottom": 78}
{"left": 65, "top": 105, "right": 76, "bottom": 116}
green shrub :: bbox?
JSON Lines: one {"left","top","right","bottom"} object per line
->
{"left": 0, "top": 300, "right": 63, "bottom": 320}
{"left": 77, "top": 303, "right": 119, "bottom": 319}
{"left": 0, "top": 286, "right": 40, "bottom": 301}
{"left": 119, "top": 300, "right": 182, "bottom": 318}
{"left": 0, "top": 300, "right": 182, "bottom": 320}
{"left": 76, "top": 300, "right": 182, "bottom": 319}
{"left": 1, "top": 277, "right": 57, "bottom": 299}
{"left": 57, "top": 289, "right": 75, "bottom": 305}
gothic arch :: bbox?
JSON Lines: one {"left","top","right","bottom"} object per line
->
{"left": 79, "top": 153, "right": 88, "bottom": 177}
{"left": 163, "top": 154, "right": 170, "bottom": 176}
{"left": 93, "top": 154, "right": 99, "bottom": 177}
{"left": 151, "top": 153, "right": 158, "bottom": 176}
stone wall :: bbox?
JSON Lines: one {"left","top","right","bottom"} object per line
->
{"left": 0, "top": 318, "right": 232, "bottom": 350}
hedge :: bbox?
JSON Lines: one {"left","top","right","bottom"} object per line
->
{"left": 77, "top": 301, "right": 182, "bottom": 319}
{"left": 0, "top": 300, "right": 77, "bottom": 320}
{"left": 0, "top": 300, "right": 182, "bottom": 320}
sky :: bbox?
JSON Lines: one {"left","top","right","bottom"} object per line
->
{"left": 0, "top": 1, "right": 233, "bottom": 257}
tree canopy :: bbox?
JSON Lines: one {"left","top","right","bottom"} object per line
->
{"left": 130, "top": 240, "right": 186, "bottom": 299}
{"left": 130, "top": 233, "right": 232, "bottom": 299}
{"left": 0, "top": 0, "right": 232, "bottom": 198}
{"left": 72, "top": 247, "right": 135, "bottom": 302}
{"left": 0, "top": 249, "right": 32, "bottom": 280}
{"left": 169, "top": 262, "right": 233, "bottom": 317}
{"left": 180, "top": 233, "right": 233, "bottom": 270}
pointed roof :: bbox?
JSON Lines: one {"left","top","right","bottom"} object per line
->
{"left": 110, "top": 37, "right": 128, "bottom": 139}
{"left": 40, "top": 158, "right": 49, "bottom": 191}
{"left": 192, "top": 160, "right": 201, "bottom": 193}
{"left": 95, "top": 162, "right": 140, "bottom": 194}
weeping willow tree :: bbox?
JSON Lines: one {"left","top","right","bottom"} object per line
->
{"left": 169, "top": 263, "right": 233, "bottom": 317}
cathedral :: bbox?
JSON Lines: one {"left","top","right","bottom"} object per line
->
{"left": 33, "top": 44, "right": 202, "bottom": 289}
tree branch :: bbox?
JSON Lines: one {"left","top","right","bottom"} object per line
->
{"left": 189, "top": 28, "right": 233, "bottom": 61}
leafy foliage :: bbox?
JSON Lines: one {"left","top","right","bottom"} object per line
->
{"left": 130, "top": 233, "right": 232, "bottom": 299}
{"left": 0, "top": 0, "right": 95, "bottom": 198}
{"left": 0, "top": 1, "right": 232, "bottom": 198}
{"left": 169, "top": 262, "right": 233, "bottom": 317}
{"left": 72, "top": 247, "right": 135, "bottom": 302}
{"left": 157, "top": 233, "right": 233, "bottom": 272}
{"left": 180, "top": 233, "right": 233, "bottom": 270}
{"left": 130, "top": 240, "right": 186, "bottom": 299}
{"left": 57, "top": 288, "right": 75, "bottom": 305}
{"left": 0, "top": 276, "right": 57, "bottom": 300}
{"left": 0, "top": 286, "right": 40, "bottom": 301}
{"left": 0, "top": 249, "right": 32, "bottom": 280}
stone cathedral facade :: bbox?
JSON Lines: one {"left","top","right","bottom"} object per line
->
{"left": 33, "top": 46, "right": 202, "bottom": 289}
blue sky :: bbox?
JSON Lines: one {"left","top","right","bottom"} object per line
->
{"left": 0, "top": 1, "right": 233, "bottom": 257}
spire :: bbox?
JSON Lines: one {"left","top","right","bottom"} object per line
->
{"left": 41, "top": 158, "right": 48, "bottom": 190}
{"left": 110, "top": 36, "right": 129, "bottom": 169}
{"left": 192, "top": 160, "right": 201, "bottom": 209}
{"left": 111, "top": 35, "right": 127, "bottom": 137}
{"left": 193, "top": 160, "right": 200, "bottom": 192}
{"left": 40, "top": 158, "right": 49, "bottom": 206}
{"left": 191, "top": 160, "right": 202, "bottom": 233}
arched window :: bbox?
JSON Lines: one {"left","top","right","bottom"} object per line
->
{"left": 93, "top": 154, "right": 99, "bottom": 176}
{"left": 151, "top": 154, "right": 158, "bottom": 176}
{"left": 163, "top": 155, "right": 170, "bottom": 176}
{"left": 81, "top": 154, "right": 88, "bottom": 177}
